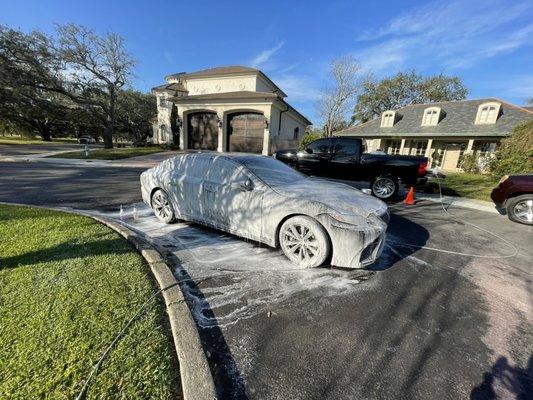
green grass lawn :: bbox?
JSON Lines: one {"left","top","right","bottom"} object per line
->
{"left": 421, "top": 172, "right": 499, "bottom": 202}
{"left": 0, "top": 135, "right": 78, "bottom": 145}
{"left": 0, "top": 205, "right": 181, "bottom": 399}
{"left": 49, "top": 146, "right": 167, "bottom": 160}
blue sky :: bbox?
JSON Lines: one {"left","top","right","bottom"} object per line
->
{"left": 2, "top": 0, "right": 532, "bottom": 124}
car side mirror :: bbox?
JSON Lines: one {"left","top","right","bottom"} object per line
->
{"left": 304, "top": 147, "right": 313, "bottom": 154}
{"left": 231, "top": 179, "right": 254, "bottom": 192}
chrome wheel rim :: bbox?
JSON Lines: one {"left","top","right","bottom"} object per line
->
{"left": 281, "top": 223, "right": 320, "bottom": 266}
{"left": 373, "top": 178, "right": 395, "bottom": 198}
{"left": 513, "top": 199, "right": 533, "bottom": 224}
{"left": 152, "top": 191, "right": 173, "bottom": 221}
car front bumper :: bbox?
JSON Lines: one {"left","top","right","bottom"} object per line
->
{"left": 317, "top": 213, "right": 388, "bottom": 269}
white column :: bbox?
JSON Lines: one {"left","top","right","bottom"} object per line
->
{"left": 178, "top": 111, "right": 186, "bottom": 150}
{"left": 425, "top": 139, "right": 433, "bottom": 158}
{"left": 399, "top": 139, "right": 406, "bottom": 155}
{"left": 262, "top": 114, "right": 272, "bottom": 155}
{"left": 217, "top": 113, "right": 224, "bottom": 152}
{"left": 466, "top": 139, "right": 474, "bottom": 153}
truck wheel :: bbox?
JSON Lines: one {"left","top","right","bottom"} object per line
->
{"left": 506, "top": 194, "right": 533, "bottom": 225}
{"left": 371, "top": 176, "right": 399, "bottom": 200}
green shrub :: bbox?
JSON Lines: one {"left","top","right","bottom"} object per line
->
{"left": 299, "top": 131, "right": 324, "bottom": 149}
{"left": 461, "top": 153, "right": 480, "bottom": 173}
{"left": 490, "top": 120, "right": 533, "bottom": 177}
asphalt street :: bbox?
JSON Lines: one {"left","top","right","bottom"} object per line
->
{"left": 1, "top": 160, "right": 531, "bottom": 399}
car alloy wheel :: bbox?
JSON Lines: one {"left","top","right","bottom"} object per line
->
{"left": 279, "top": 216, "right": 330, "bottom": 268}
{"left": 510, "top": 197, "right": 533, "bottom": 225}
{"left": 151, "top": 189, "right": 175, "bottom": 224}
{"left": 371, "top": 177, "right": 397, "bottom": 200}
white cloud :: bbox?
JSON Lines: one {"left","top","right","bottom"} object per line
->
{"left": 273, "top": 74, "right": 321, "bottom": 102}
{"left": 251, "top": 41, "right": 285, "bottom": 67}
{"left": 353, "top": 0, "right": 533, "bottom": 72}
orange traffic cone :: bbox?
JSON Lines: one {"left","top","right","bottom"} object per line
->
{"left": 403, "top": 186, "right": 416, "bottom": 205}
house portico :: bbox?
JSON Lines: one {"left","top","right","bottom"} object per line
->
{"left": 152, "top": 66, "right": 310, "bottom": 155}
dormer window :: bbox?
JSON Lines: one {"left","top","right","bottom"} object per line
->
{"left": 421, "top": 107, "right": 443, "bottom": 126}
{"left": 475, "top": 102, "right": 501, "bottom": 124}
{"left": 381, "top": 111, "right": 397, "bottom": 127}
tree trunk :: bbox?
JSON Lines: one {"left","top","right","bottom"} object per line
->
{"left": 103, "top": 86, "right": 115, "bottom": 149}
{"left": 41, "top": 130, "right": 52, "bottom": 141}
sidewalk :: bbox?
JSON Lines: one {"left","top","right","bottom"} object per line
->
{"left": 0, "top": 151, "right": 178, "bottom": 169}
{"left": 416, "top": 192, "right": 500, "bottom": 214}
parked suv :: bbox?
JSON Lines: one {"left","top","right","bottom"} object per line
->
{"left": 491, "top": 174, "right": 533, "bottom": 225}
{"left": 78, "top": 135, "right": 96, "bottom": 144}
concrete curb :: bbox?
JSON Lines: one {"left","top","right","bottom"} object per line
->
{"left": 1, "top": 202, "right": 217, "bottom": 400}
{"left": 416, "top": 193, "right": 499, "bottom": 214}
{"left": 83, "top": 214, "right": 218, "bottom": 400}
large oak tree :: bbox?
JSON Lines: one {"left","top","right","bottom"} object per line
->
{"left": 352, "top": 71, "right": 468, "bottom": 123}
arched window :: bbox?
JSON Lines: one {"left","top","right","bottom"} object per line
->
{"left": 293, "top": 127, "right": 300, "bottom": 140}
{"left": 475, "top": 102, "right": 501, "bottom": 124}
{"left": 421, "top": 107, "right": 443, "bottom": 126}
{"left": 381, "top": 111, "right": 397, "bottom": 127}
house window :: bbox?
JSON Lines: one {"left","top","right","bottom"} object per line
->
{"left": 421, "top": 107, "right": 442, "bottom": 126}
{"left": 387, "top": 140, "right": 401, "bottom": 155}
{"left": 381, "top": 111, "right": 396, "bottom": 127}
{"left": 475, "top": 102, "right": 501, "bottom": 124}
{"left": 293, "top": 127, "right": 299, "bottom": 140}
{"left": 474, "top": 141, "right": 498, "bottom": 157}
{"left": 411, "top": 141, "right": 428, "bottom": 155}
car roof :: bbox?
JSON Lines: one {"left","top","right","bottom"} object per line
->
{"left": 173, "top": 151, "right": 267, "bottom": 163}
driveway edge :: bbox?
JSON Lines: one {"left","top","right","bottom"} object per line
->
{"left": 0, "top": 202, "right": 217, "bottom": 400}
{"left": 89, "top": 215, "right": 218, "bottom": 400}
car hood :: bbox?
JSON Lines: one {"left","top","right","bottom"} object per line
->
{"left": 270, "top": 178, "right": 388, "bottom": 218}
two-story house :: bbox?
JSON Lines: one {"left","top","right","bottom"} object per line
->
{"left": 338, "top": 98, "right": 532, "bottom": 171}
{"left": 152, "top": 66, "right": 311, "bottom": 155}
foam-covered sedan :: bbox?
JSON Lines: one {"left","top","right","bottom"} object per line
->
{"left": 140, "top": 152, "right": 389, "bottom": 268}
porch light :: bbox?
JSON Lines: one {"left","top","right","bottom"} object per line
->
{"left": 264, "top": 119, "right": 269, "bottom": 129}
{"left": 175, "top": 116, "right": 182, "bottom": 127}
{"left": 217, "top": 116, "right": 223, "bottom": 128}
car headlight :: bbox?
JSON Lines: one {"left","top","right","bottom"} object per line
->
{"left": 499, "top": 175, "right": 509, "bottom": 184}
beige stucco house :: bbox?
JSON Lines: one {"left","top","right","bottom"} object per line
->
{"left": 151, "top": 66, "right": 311, "bottom": 155}
{"left": 338, "top": 98, "right": 533, "bottom": 172}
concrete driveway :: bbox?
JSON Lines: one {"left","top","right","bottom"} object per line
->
{"left": 1, "top": 160, "right": 531, "bottom": 399}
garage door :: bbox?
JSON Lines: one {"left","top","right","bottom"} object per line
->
{"left": 187, "top": 112, "right": 218, "bottom": 150}
{"left": 227, "top": 113, "right": 265, "bottom": 153}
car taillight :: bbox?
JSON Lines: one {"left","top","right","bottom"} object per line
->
{"left": 418, "top": 161, "right": 428, "bottom": 176}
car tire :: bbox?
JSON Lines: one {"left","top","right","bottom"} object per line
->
{"left": 151, "top": 189, "right": 175, "bottom": 224}
{"left": 506, "top": 194, "right": 533, "bottom": 225}
{"left": 279, "top": 216, "right": 331, "bottom": 268}
{"left": 370, "top": 176, "right": 399, "bottom": 200}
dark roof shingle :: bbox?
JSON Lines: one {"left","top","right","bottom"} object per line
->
{"left": 338, "top": 98, "right": 533, "bottom": 137}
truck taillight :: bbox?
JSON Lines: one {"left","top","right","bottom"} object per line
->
{"left": 418, "top": 161, "right": 428, "bottom": 176}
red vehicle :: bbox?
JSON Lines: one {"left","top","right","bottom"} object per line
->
{"left": 491, "top": 174, "right": 533, "bottom": 225}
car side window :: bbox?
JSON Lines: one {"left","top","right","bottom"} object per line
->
{"left": 181, "top": 154, "right": 211, "bottom": 178}
{"left": 207, "top": 157, "right": 241, "bottom": 184}
{"left": 331, "top": 139, "right": 358, "bottom": 157}
{"left": 306, "top": 138, "right": 331, "bottom": 155}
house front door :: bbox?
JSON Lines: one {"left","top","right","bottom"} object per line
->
{"left": 442, "top": 144, "right": 462, "bottom": 171}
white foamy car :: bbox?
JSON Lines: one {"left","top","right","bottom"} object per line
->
{"left": 140, "top": 152, "right": 389, "bottom": 269}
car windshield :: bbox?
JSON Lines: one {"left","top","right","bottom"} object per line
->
{"left": 239, "top": 156, "right": 306, "bottom": 186}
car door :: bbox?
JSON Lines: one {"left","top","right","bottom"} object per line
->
{"left": 329, "top": 138, "right": 361, "bottom": 179}
{"left": 298, "top": 138, "right": 332, "bottom": 176}
{"left": 203, "top": 157, "right": 263, "bottom": 239}
{"left": 168, "top": 154, "right": 211, "bottom": 220}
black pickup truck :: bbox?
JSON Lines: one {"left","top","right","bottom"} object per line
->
{"left": 274, "top": 136, "right": 428, "bottom": 200}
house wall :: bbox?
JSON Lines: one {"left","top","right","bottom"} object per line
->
{"left": 362, "top": 136, "right": 504, "bottom": 171}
